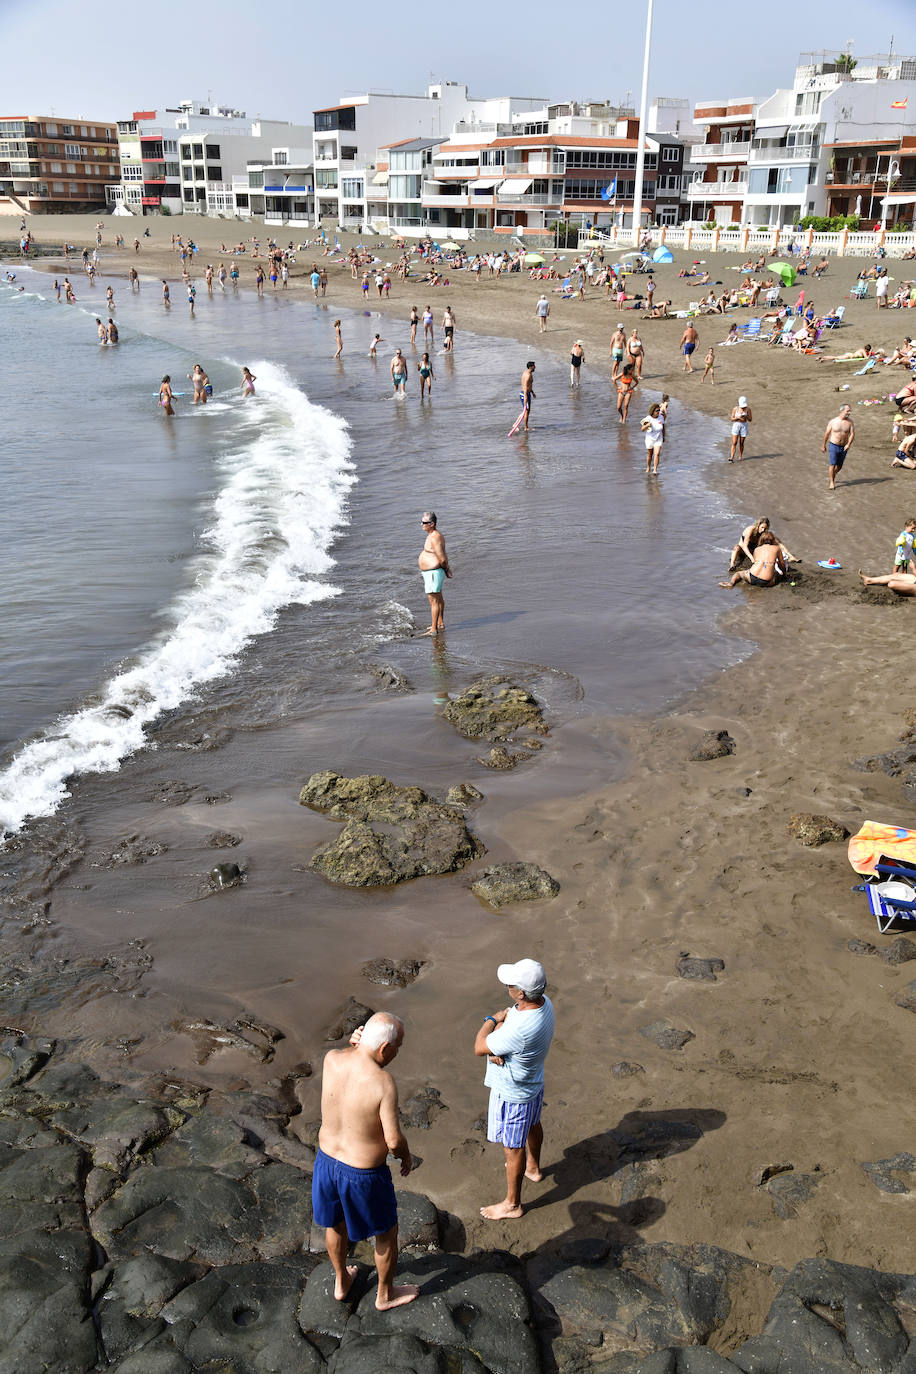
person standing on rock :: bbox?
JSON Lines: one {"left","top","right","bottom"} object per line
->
{"left": 475, "top": 958, "right": 554, "bottom": 1220}
{"left": 312, "top": 1011, "right": 420, "bottom": 1311}
{"left": 418, "top": 511, "right": 451, "bottom": 636}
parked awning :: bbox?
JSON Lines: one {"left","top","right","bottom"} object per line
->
{"left": 883, "top": 192, "right": 916, "bottom": 205}
{"left": 753, "top": 124, "right": 788, "bottom": 140}
{"left": 471, "top": 178, "right": 500, "bottom": 191}
{"left": 372, "top": 171, "right": 388, "bottom": 185}
{"left": 498, "top": 177, "right": 533, "bottom": 194}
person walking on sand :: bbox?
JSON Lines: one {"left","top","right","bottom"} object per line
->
{"left": 334, "top": 320, "right": 343, "bottom": 359}
{"left": 474, "top": 958, "right": 554, "bottom": 1221}
{"left": 823, "top": 403, "right": 855, "bottom": 490}
{"left": 609, "top": 323, "right": 627, "bottom": 381}
{"left": 520, "top": 360, "right": 536, "bottom": 432}
{"left": 570, "top": 340, "right": 585, "bottom": 388}
{"left": 729, "top": 396, "right": 752, "bottom": 462}
{"left": 680, "top": 323, "right": 699, "bottom": 372}
{"left": 641, "top": 402, "right": 665, "bottom": 474}
{"left": 312, "top": 1012, "right": 419, "bottom": 1311}
{"left": 417, "top": 512, "right": 451, "bottom": 635}
{"left": 390, "top": 348, "right": 408, "bottom": 397}
{"left": 158, "top": 376, "right": 174, "bottom": 416}
{"left": 536, "top": 294, "right": 550, "bottom": 332}
{"left": 701, "top": 346, "right": 716, "bottom": 384}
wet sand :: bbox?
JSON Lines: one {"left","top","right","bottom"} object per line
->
{"left": 8, "top": 215, "right": 916, "bottom": 1275}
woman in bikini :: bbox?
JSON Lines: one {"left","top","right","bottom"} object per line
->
{"left": 719, "top": 533, "right": 785, "bottom": 588}
{"left": 727, "top": 516, "right": 799, "bottom": 574}
{"left": 334, "top": 320, "right": 343, "bottom": 359}
{"left": 616, "top": 364, "right": 639, "bottom": 425}
{"left": 409, "top": 306, "right": 419, "bottom": 345}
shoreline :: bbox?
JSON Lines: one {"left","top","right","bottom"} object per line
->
{"left": 4, "top": 218, "right": 916, "bottom": 1282}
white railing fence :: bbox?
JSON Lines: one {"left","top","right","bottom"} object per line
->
{"left": 578, "top": 224, "right": 916, "bottom": 259}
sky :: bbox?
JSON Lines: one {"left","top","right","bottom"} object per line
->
{"left": 4, "top": 0, "right": 914, "bottom": 123}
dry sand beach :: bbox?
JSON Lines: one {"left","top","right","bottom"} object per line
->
{"left": 5, "top": 215, "right": 916, "bottom": 1292}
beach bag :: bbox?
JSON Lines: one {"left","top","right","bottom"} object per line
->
{"left": 847, "top": 821, "right": 916, "bottom": 875}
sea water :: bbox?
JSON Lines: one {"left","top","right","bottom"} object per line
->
{"left": 0, "top": 261, "right": 748, "bottom": 837}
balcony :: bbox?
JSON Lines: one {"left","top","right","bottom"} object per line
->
{"left": 423, "top": 190, "right": 475, "bottom": 207}
{"left": 748, "top": 145, "right": 818, "bottom": 164}
{"left": 496, "top": 191, "right": 552, "bottom": 206}
{"left": 690, "top": 140, "right": 751, "bottom": 161}
{"left": 686, "top": 180, "right": 748, "bottom": 198}
{"left": 504, "top": 157, "right": 565, "bottom": 174}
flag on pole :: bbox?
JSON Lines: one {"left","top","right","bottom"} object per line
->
{"left": 601, "top": 178, "right": 618, "bottom": 201}
{"left": 891, "top": 98, "right": 908, "bottom": 109}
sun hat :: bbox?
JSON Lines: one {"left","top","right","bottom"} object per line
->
{"left": 738, "top": 396, "right": 748, "bottom": 406}
{"left": 497, "top": 958, "right": 547, "bottom": 996}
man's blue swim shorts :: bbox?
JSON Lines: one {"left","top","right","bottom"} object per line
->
{"left": 311, "top": 1148, "right": 398, "bottom": 1241}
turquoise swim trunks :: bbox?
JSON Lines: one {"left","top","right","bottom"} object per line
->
{"left": 423, "top": 568, "right": 445, "bottom": 593}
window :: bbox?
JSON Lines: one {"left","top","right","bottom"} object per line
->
{"left": 248, "top": 170, "right": 264, "bottom": 187}
{"left": 80, "top": 125, "right": 87, "bottom": 136}
{"left": 662, "top": 146, "right": 680, "bottom": 162}
{"left": 165, "top": 162, "right": 179, "bottom": 178}
{"left": 657, "top": 173, "right": 680, "bottom": 192}
{"left": 50, "top": 161, "right": 62, "bottom": 174}
{"left": 207, "top": 144, "right": 221, "bottom": 159}
{"left": 314, "top": 106, "right": 356, "bottom": 132}
{"left": 69, "top": 182, "right": 77, "bottom": 193}
{"left": 60, "top": 124, "right": 73, "bottom": 136}
{"left": 183, "top": 187, "right": 195, "bottom": 202}
{"left": 481, "top": 149, "right": 505, "bottom": 167}
{"left": 123, "top": 165, "right": 143, "bottom": 180}
{"left": 794, "top": 90, "right": 822, "bottom": 116}
{"left": 46, "top": 123, "right": 57, "bottom": 135}
{"left": 66, "top": 162, "right": 76, "bottom": 174}
{"left": 192, "top": 143, "right": 203, "bottom": 158}
{"left": 274, "top": 151, "right": 287, "bottom": 165}
{"left": 52, "top": 181, "right": 64, "bottom": 192}
{"left": 164, "top": 138, "right": 177, "bottom": 153}
{"left": 340, "top": 145, "right": 357, "bottom": 160}
{"left": 342, "top": 177, "right": 363, "bottom": 198}
{"left": 566, "top": 149, "right": 637, "bottom": 170}
{"left": 64, "top": 143, "right": 80, "bottom": 158}
{"left": 207, "top": 166, "right": 222, "bottom": 181}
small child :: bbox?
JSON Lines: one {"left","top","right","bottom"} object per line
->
{"left": 701, "top": 346, "right": 716, "bottom": 384}
{"left": 368, "top": 333, "right": 382, "bottom": 358}
{"left": 894, "top": 517, "right": 916, "bottom": 575}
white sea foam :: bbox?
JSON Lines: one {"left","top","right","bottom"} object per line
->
{"left": 0, "top": 361, "right": 354, "bottom": 837}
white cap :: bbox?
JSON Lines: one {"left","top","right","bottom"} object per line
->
{"left": 497, "top": 958, "right": 547, "bottom": 996}
{"left": 738, "top": 396, "right": 748, "bottom": 406}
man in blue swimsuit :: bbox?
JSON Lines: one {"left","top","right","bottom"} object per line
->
{"left": 821, "top": 403, "right": 855, "bottom": 491}
{"left": 312, "top": 1012, "right": 419, "bottom": 1310}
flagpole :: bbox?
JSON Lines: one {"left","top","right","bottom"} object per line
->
{"left": 631, "top": 0, "right": 655, "bottom": 246}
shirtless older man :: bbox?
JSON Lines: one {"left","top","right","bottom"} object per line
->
{"left": 719, "top": 532, "right": 785, "bottom": 588}
{"left": 312, "top": 1012, "right": 419, "bottom": 1311}
{"left": 822, "top": 403, "right": 855, "bottom": 490}
{"left": 418, "top": 511, "right": 451, "bottom": 635}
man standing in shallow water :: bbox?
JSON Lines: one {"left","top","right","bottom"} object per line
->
{"left": 475, "top": 958, "right": 555, "bottom": 1220}
{"left": 312, "top": 1012, "right": 419, "bottom": 1311}
{"left": 417, "top": 512, "right": 451, "bottom": 635}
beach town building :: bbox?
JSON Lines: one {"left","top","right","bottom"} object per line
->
{"left": 688, "top": 50, "right": 916, "bottom": 227}
{"left": 0, "top": 115, "right": 118, "bottom": 215}
{"left": 241, "top": 149, "right": 315, "bottom": 226}
{"left": 311, "top": 82, "right": 546, "bottom": 227}
{"left": 415, "top": 102, "right": 687, "bottom": 238}
{"left": 113, "top": 102, "right": 311, "bottom": 216}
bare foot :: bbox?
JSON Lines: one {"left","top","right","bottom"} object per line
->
{"left": 857, "top": 569, "right": 868, "bottom": 585}
{"left": 376, "top": 1284, "right": 420, "bottom": 1310}
{"left": 718, "top": 581, "right": 733, "bottom": 589}
{"left": 421, "top": 628, "right": 437, "bottom": 636}
{"left": 480, "top": 1201, "right": 524, "bottom": 1220}
{"left": 335, "top": 1264, "right": 359, "bottom": 1300}
{"left": 524, "top": 1168, "right": 544, "bottom": 1182}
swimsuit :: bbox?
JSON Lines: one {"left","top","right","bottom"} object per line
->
{"left": 828, "top": 442, "right": 847, "bottom": 469}
{"left": 612, "top": 348, "right": 624, "bottom": 360}
{"left": 419, "top": 366, "right": 431, "bottom": 378}
{"left": 683, "top": 341, "right": 696, "bottom": 355}
{"left": 311, "top": 1149, "right": 398, "bottom": 1243}
{"left": 748, "top": 573, "right": 773, "bottom": 587}
{"left": 570, "top": 353, "right": 582, "bottom": 368}
{"left": 393, "top": 373, "right": 406, "bottom": 384}
{"left": 422, "top": 567, "right": 445, "bottom": 593}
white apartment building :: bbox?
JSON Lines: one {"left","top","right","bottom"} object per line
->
{"left": 688, "top": 50, "right": 916, "bottom": 227}
{"left": 312, "top": 81, "right": 546, "bottom": 227}
{"left": 241, "top": 148, "right": 315, "bottom": 225}
{"left": 114, "top": 101, "right": 311, "bottom": 216}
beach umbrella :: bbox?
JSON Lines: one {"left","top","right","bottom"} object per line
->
{"left": 769, "top": 261, "right": 796, "bottom": 287}
{"left": 440, "top": 240, "right": 461, "bottom": 251}
{"left": 524, "top": 252, "right": 545, "bottom": 265}
{"left": 652, "top": 245, "right": 674, "bottom": 263}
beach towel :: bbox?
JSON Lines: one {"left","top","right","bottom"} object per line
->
{"left": 848, "top": 821, "right": 916, "bottom": 876}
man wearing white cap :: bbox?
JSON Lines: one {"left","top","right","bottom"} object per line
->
{"left": 474, "top": 957, "right": 555, "bottom": 1220}
{"left": 729, "top": 396, "right": 752, "bottom": 462}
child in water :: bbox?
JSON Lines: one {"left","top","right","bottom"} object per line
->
{"left": 241, "top": 367, "right": 256, "bottom": 397}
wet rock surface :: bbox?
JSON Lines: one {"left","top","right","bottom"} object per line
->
{"left": 300, "top": 771, "right": 484, "bottom": 887}
{"left": 638, "top": 1021, "right": 695, "bottom": 1052}
{"left": 675, "top": 955, "right": 725, "bottom": 983}
{"left": 359, "top": 956, "right": 426, "bottom": 987}
{"left": 689, "top": 730, "right": 735, "bottom": 762}
{"left": 880, "top": 936, "right": 916, "bottom": 966}
{"left": 442, "top": 676, "right": 548, "bottom": 742}
{"left": 470, "top": 863, "right": 561, "bottom": 908}
{"left": 861, "top": 1152, "right": 916, "bottom": 1194}
{"left": 786, "top": 812, "right": 849, "bottom": 846}
{"left": 1, "top": 1039, "right": 915, "bottom": 1372}
{"left": 894, "top": 978, "right": 916, "bottom": 1012}
{"left": 477, "top": 746, "right": 528, "bottom": 770}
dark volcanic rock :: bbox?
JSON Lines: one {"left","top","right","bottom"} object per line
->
{"left": 477, "top": 746, "right": 527, "bottom": 770}
{"left": 359, "top": 956, "right": 426, "bottom": 987}
{"left": 205, "top": 830, "right": 242, "bottom": 849}
{"left": 786, "top": 812, "right": 849, "bottom": 846}
{"left": 400, "top": 1087, "right": 447, "bottom": 1131}
{"left": 301, "top": 771, "right": 484, "bottom": 887}
{"left": 689, "top": 730, "right": 735, "bottom": 762}
{"left": 612, "top": 1061, "right": 646, "bottom": 1079}
{"left": 367, "top": 662, "right": 413, "bottom": 692}
{"left": 676, "top": 954, "right": 725, "bottom": 983}
{"left": 861, "top": 1152, "right": 916, "bottom": 1194}
{"left": 445, "top": 782, "right": 485, "bottom": 806}
{"left": 639, "top": 1021, "right": 695, "bottom": 1052}
{"left": 881, "top": 936, "right": 916, "bottom": 966}
{"left": 847, "top": 938, "right": 878, "bottom": 956}
{"left": 894, "top": 979, "right": 916, "bottom": 1012}
{"left": 149, "top": 780, "right": 196, "bottom": 806}
{"left": 324, "top": 998, "right": 375, "bottom": 1042}
{"left": 442, "top": 675, "right": 547, "bottom": 741}
{"left": 765, "top": 1169, "right": 820, "bottom": 1219}
{"left": 209, "top": 861, "right": 246, "bottom": 890}
{"left": 471, "top": 862, "right": 560, "bottom": 908}
{"left": 101, "top": 834, "right": 169, "bottom": 867}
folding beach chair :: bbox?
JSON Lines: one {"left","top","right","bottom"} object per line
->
{"left": 850, "top": 281, "right": 869, "bottom": 300}
{"left": 777, "top": 318, "right": 795, "bottom": 345}
{"left": 853, "top": 357, "right": 876, "bottom": 375}
{"left": 853, "top": 859, "right": 916, "bottom": 933}
{"left": 764, "top": 286, "right": 780, "bottom": 307}
{"left": 741, "top": 317, "right": 762, "bottom": 341}
{"left": 824, "top": 306, "right": 845, "bottom": 329}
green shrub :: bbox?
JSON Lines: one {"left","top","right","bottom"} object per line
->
{"left": 888, "top": 222, "right": 912, "bottom": 233}
{"left": 160, "top": 204, "right": 172, "bottom": 216}
{"left": 796, "top": 214, "right": 860, "bottom": 232}
{"left": 702, "top": 221, "right": 716, "bottom": 230}
{"left": 727, "top": 223, "right": 741, "bottom": 231}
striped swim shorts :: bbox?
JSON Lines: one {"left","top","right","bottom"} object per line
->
{"left": 487, "top": 1089, "right": 544, "bottom": 1149}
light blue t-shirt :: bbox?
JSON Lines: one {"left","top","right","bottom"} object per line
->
{"left": 484, "top": 997, "right": 554, "bottom": 1102}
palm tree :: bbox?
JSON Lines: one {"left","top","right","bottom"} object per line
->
{"left": 835, "top": 53, "right": 858, "bottom": 74}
